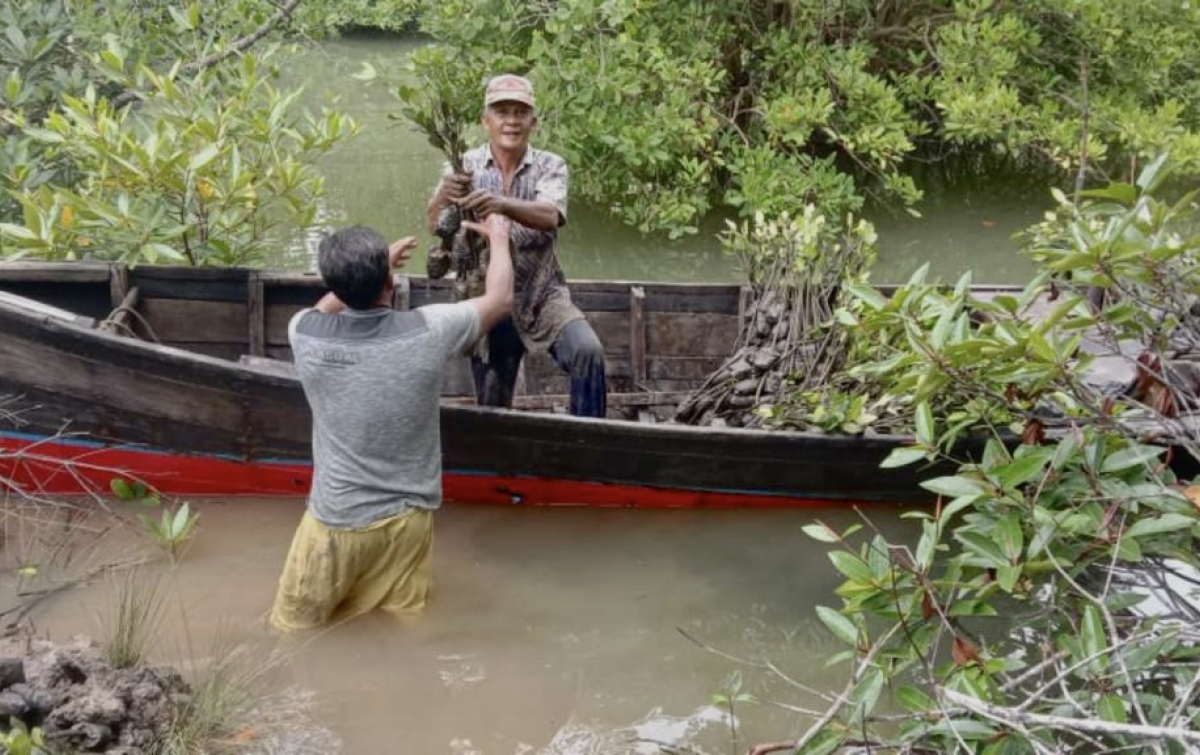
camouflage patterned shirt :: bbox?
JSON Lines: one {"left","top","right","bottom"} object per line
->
{"left": 452, "top": 144, "right": 584, "bottom": 352}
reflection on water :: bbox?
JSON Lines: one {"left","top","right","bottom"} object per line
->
{"left": 276, "top": 35, "right": 1049, "bottom": 284}
{"left": 4, "top": 498, "right": 915, "bottom": 753}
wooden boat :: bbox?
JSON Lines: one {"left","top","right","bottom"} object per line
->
{"left": 0, "top": 261, "right": 965, "bottom": 507}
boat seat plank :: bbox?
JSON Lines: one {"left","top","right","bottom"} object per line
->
{"left": 238, "top": 354, "right": 298, "bottom": 379}
{"left": 0, "top": 289, "right": 96, "bottom": 328}
{"left": 0, "top": 262, "right": 110, "bottom": 283}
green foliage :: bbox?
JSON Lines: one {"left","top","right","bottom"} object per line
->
{"left": 111, "top": 477, "right": 200, "bottom": 561}
{"left": 140, "top": 502, "right": 199, "bottom": 563}
{"left": 0, "top": 719, "right": 48, "bottom": 755}
{"left": 0, "top": 0, "right": 356, "bottom": 266}
{"left": 393, "top": 44, "right": 519, "bottom": 170}
{"left": 111, "top": 477, "right": 160, "bottom": 508}
{"left": 790, "top": 167, "right": 1200, "bottom": 751}
{"left": 400, "top": 0, "right": 1200, "bottom": 237}
{"left": 296, "top": 0, "right": 421, "bottom": 34}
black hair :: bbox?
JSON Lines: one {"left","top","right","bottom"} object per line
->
{"left": 317, "top": 226, "right": 390, "bottom": 310}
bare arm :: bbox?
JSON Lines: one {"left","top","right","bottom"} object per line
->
{"left": 497, "top": 196, "right": 561, "bottom": 231}
{"left": 462, "top": 215, "right": 514, "bottom": 333}
{"left": 314, "top": 292, "right": 346, "bottom": 315}
{"left": 313, "top": 236, "right": 417, "bottom": 314}
{"left": 459, "top": 193, "right": 561, "bottom": 232}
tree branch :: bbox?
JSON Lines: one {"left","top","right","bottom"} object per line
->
{"left": 942, "top": 688, "right": 1200, "bottom": 746}
{"left": 1074, "top": 48, "right": 1090, "bottom": 202}
{"left": 110, "top": 0, "right": 302, "bottom": 108}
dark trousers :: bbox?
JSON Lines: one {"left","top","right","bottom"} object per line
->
{"left": 471, "top": 317, "right": 608, "bottom": 417}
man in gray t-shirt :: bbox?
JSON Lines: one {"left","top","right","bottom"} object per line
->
{"left": 271, "top": 217, "right": 513, "bottom": 632}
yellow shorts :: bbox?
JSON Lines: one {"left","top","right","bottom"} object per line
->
{"left": 270, "top": 507, "right": 433, "bottom": 632}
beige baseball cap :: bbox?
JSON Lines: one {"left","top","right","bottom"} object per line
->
{"left": 484, "top": 74, "right": 536, "bottom": 110}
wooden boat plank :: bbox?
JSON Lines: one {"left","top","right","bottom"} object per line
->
{"left": 130, "top": 266, "right": 253, "bottom": 282}
{"left": 630, "top": 286, "right": 647, "bottom": 385}
{"left": 263, "top": 283, "right": 327, "bottom": 307}
{"left": 131, "top": 277, "right": 248, "bottom": 302}
{"left": 0, "top": 261, "right": 110, "bottom": 283}
{"left": 570, "top": 288, "right": 740, "bottom": 314}
{"left": 257, "top": 272, "right": 325, "bottom": 286}
{"left": 580, "top": 311, "right": 631, "bottom": 353}
{"left": 0, "top": 310, "right": 310, "bottom": 458}
{"left": 265, "top": 304, "right": 306, "bottom": 346}
{"left": 247, "top": 274, "right": 265, "bottom": 357}
{"left": 0, "top": 338, "right": 246, "bottom": 444}
{"left": 138, "top": 298, "right": 249, "bottom": 345}
{"left": 439, "top": 407, "right": 936, "bottom": 503}
{"left": 645, "top": 312, "right": 739, "bottom": 357}
{"left": 130, "top": 267, "right": 251, "bottom": 302}
{"left": 0, "top": 304, "right": 293, "bottom": 391}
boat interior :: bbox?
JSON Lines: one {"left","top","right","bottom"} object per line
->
{"left": 0, "top": 262, "right": 746, "bottom": 419}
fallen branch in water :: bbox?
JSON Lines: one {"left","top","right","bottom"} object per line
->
{"left": 745, "top": 741, "right": 795, "bottom": 755}
{"left": 676, "top": 626, "right": 837, "bottom": 705}
{"left": 0, "top": 555, "right": 154, "bottom": 635}
{"left": 941, "top": 687, "right": 1200, "bottom": 747}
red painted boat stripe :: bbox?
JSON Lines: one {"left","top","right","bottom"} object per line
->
{"left": 0, "top": 435, "right": 844, "bottom": 508}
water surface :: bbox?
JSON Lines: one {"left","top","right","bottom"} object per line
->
{"left": 5, "top": 498, "right": 913, "bottom": 753}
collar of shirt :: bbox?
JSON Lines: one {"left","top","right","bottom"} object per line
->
{"left": 484, "top": 144, "right": 535, "bottom": 173}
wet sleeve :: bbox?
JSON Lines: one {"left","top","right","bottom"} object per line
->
{"left": 535, "top": 153, "right": 568, "bottom": 225}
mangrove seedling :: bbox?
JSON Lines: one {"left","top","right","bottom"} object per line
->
{"left": 141, "top": 502, "right": 199, "bottom": 562}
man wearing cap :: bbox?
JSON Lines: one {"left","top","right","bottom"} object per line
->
{"left": 426, "top": 74, "right": 607, "bottom": 418}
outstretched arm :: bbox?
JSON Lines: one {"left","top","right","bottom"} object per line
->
{"left": 462, "top": 215, "right": 514, "bottom": 333}
{"left": 458, "top": 193, "right": 560, "bottom": 232}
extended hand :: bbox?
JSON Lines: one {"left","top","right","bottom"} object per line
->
{"left": 388, "top": 236, "right": 418, "bottom": 268}
{"left": 458, "top": 189, "right": 510, "bottom": 217}
{"left": 462, "top": 213, "right": 512, "bottom": 249}
{"left": 437, "top": 173, "right": 473, "bottom": 202}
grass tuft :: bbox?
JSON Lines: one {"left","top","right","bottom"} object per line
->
{"left": 97, "top": 568, "right": 166, "bottom": 669}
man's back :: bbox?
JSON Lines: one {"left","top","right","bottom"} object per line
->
{"left": 288, "top": 303, "right": 478, "bottom": 528}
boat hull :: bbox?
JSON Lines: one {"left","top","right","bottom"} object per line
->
{"left": 0, "top": 263, "right": 948, "bottom": 507}
{"left": 0, "top": 431, "right": 907, "bottom": 508}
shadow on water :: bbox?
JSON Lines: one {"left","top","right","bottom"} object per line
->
{"left": 275, "top": 33, "right": 1053, "bottom": 285}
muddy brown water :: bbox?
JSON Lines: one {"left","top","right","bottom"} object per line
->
{"left": 0, "top": 498, "right": 914, "bottom": 753}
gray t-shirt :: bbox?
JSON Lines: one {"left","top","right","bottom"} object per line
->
{"left": 288, "top": 302, "right": 479, "bottom": 528}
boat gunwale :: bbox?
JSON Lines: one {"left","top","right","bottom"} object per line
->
{"left": 0, "top": 284, "right": 927, "bottom": 451}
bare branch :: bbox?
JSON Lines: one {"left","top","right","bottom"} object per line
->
{"left": 942, "top": 688, "right": 1200, "bottom": 746}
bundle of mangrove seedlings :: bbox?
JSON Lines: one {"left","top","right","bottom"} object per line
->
{"left": 396, "top": 49, "right": 488, "bottom": 301}
{"left": 675, "top": 207, "right": 877, "bottom": 428}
